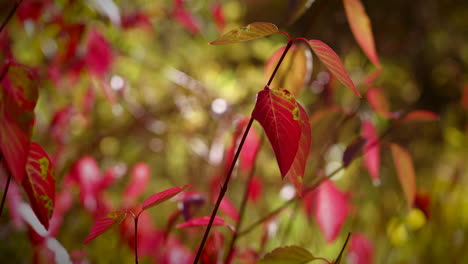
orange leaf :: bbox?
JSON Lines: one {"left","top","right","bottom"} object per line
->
{"left": 390, "top": 144, "right": 416, "bottom": 209}
{"left": 343, "top": 0, "right": 380, "bottom": 67}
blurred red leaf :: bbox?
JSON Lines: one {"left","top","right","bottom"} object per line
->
{"left": 122, "top": 11, "right": 152, "bottom": 29}
{"left": 399, "top": 110, "right": 439, "bottom": 123}
{"left": 124, "top": 163, "right": 151, "bottom": 203}
{"left": 415, "top": 191, "right": 431, "bottom": 218}
{"left": 366, "top": 87, "right": 392, "bottom": 118}
{"left": 264, "top": 43, "right": 313, "bottom": 96}
{"left": 308, "top": 40, "right": 361, "bottom": 97}
{"left": 211, "top": 3, "right": 226, "bottom": 32}
{"left": 173, "top": 0, "right": 201, "bottom": 35}
{"left": 219, "top": 197, "right": 239, "bottom": 222}
{"left": 348, "top": 233, "right": 374, "bottom": 264}
{"left": 83, "top": 211, "right": 128, "bottom": 244}
{"left": 201, "top": 230, "right": 224, "bottom": 264}
{"left": 390, "top": 144, "right": 416, "bottom": 208}
{"left": 85, "top": 30, "right": 113, "bottom": 77}
{"left": 362, "top": 121, "right": 380, "bottom": 184}
{"left": 343, "top": 0, "right": 380, "bottom": 67}
{"left": 285, "top": 103, "right": 311, "bottom": 195}
{"left": 22, "top": 142, "right": 55, "bottom": 230}
{"left": 303, "top": 179, "right": 351, "bottom": 243}
{"left": 252, "top": 86, "right": 301, "bottom": 178}
{"left": 176, "top": 215, "right": 233, "bottom": 231}
{"left": 142, "top": 184, "right": 192, "bottom": 210}
{"left": 17, "top": 0, "right": 46, "bottom": 22}
{"left": 247, "top": 175, "right": 263, "bottom": 203}
{"left": 50, "top": 105, "right": 74, "bottom": 144}
{"left": 210, "top": 22, "right": 279, "bottom": 45}
{"left": 69, "top": 156, "right": 102, "bottom": 213}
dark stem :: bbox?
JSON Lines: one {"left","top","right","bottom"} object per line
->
{"left": 0, "top": 0, "right": 23, "bottom": 34}
{"left": 192, "top": 118, "right": 254, "bottom": 264}
{"left": 224, "top": 136, "right": 265, "bottom": 262}
{"left": 267, "top": 40, "right": 293, "bottom": 86}
{"left": 134, "top": 216, "right": 139, "bottom": 264}
{"left": 334, "top": 232, "right": 352, "bottom": 264}
{"left": 0, "top": 173, "right": 12, "bottom": 218}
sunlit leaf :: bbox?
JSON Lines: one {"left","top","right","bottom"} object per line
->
{"left": 343, "top": 0, "right": 380, "bottom": 67}
{"left": 366, "top": 87, "right": 392, "bottom": 118}
{"left": 303, "top": 179, "right": 351, "bottom": 243}
{"left": 390, "top": 144, "right": 416, "bottom": 208}
{"left": 210, "top": 22, "right": 279, "bottom": 45}
{"left": 285, "top": 103, "right": 311, "bottom": 195}
{"left": 362, "top": 121, "right": 380, "bottom": 184}
{"left": 22, "top": 142, "right": 55, "bottom": 230}
{"left": 399, "top": 110, "right": 439, "bottom": 123}
{"left": 252, "top": 86, "right": 301, "bottom": 178}
{"left": 265, "top": 43, "right": 313, "bottom": 96}
{"left": 257, "top": 245, "right": 319, "bottom": 264}
{"left": 142, "top": 184, "right": 192, "bottom": 210}
{"left": 308, "top": 40, "right": 360, "bottom": 97}
{"left": 83, "top": 211, "right": 127, "bottom": 245}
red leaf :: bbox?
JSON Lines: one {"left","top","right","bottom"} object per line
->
{"left": 285, "top": 103, "right": 311, "bottom": 195}
{"left": 362, "top": 121, "right": 380, "bottom": 184}
{"left": 210, "top": 22, "right": 279, "bottom": 45}
{"left": 50, "top": 105, "right": 75, "bottom": 144}
{"left": 17, "top": 0, "right": 45, "bottom": 22}
{"left": 211, "top": 3, "right": 226, "bottom": 32}
{"left": 69, "top": 156, "right": 102, "bottom": 213}
{"left": 252, "top": 86, "right": 301, "bottom": 178}
{"left": 343, "top": 0, "right": 380, "bottom": 67}
{"left": 304, "top": 179, "right": 351, "bottom": 243}
{"left": 264, "top": 43, "right": 313, "bottom": 96}
{"left": 123, "top": 163, "right": 151, "bottom": 203}
{"left": 142, "top": 184, "right": 192, "bottom": 210}
{"left": 348, "top": 233, "right": 374, "bottom": 264}
{"left": 83, "top": 211, "right": 127, "bottom": 245}
{"left": 366, "top": 87, "right": 392, "bottom": 118}
{"left": 202, "top": 230, "right": 225, "bottom": 264}
{"left": 308, "top": 40, "right": 360, "bottom": 97}
{"left": 399, "top": 110, "right": 439, "bottom": 123}
{"left": 176, "top": 215, "right": 233, "bottom": 231}
{"left": 219, "top": 197, "right": 239, "bottom": 222}
{"left": 173, "top": 1, "right": 201, "bottom": 35}
{"left": 247, "top": 176, "right": 263, "bottom": 203}
{"left": 22, "top": 142, "right": 55, "bottom": 229}
{"left": 85, "top": 30, "right": 113, "bottom": 77}
{"left": 390, "top": 144, "right": 416, "bottom": 209}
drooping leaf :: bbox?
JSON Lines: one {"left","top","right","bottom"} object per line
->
{"left": 399, "top": 110, "right": 439, "bottom": 123}
{"left": 264, "top": 43, "right": 313, "bottom": 96}
{"left": 209, "top": 22, "right": 279, "bottom": 45}
{"left": 348, "top": 233, "right": 374, "bottom": 264}
{"left": 390, "top": 144, "right": 416, "bottom": 209}
{"left": 176, "top": 215, "right": 234, "bottom": 231}
{"left": 308, "top": 40, "right": 360, "bottom": 97}
{"left": 83, "top": 211, "right": 128, "bottom": 245}
{"left": 252, "top": 86, "right": 301, "bottom": 178}
{"left": 362, "top": 121, "right": 380, "bottom": 184}
{"left": 257, "top": 245, "right": 319, "bottom": 264}
{"left": 123, "top": 162, "right": 151, "bottom": 203}
{"left": 366, "top": 87, "right": 392, "bottom": 118}
{"left": 22, "top": 142, "right": 55, "bottom": 229}
{"left": 343, "top": 137, "right": 367, "bottom": 167}
{"left": 303, "top": 179, "right": 351, "bottom": 243}
{"left": 142, "top": 184, "right": 192, "bottom": 210}
{"left": 285, "top": 103, "right": 311, "bottom": 195}
{"left": 343, "top": 0, "right": 380, "bottom": 67}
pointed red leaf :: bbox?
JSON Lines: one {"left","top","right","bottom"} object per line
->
{"left": 264, "top": 43, "right": 313, "bottom": 96}
{"left": 173, "top": 2, "right": 201, "bottom": 34}
{"left": 83, "top": 211, "right": 127, "bottom": 245}
{"left": 142, "top": 184, "right": 192, "bottom": 210}
{"left": 308, "top": 40, "right": 360, "bottom": 97}
{"left": 348, "top": 233, "right": 374, "bottom": 264}
{"left": 176, "top": 215, "right": 233, "bottom": 231}
{"left": 366, "top": 87, "right": 392, "bottom": 118}
{"left": 285, "top": 103, "right": 311, "bottom": 195}
{"left": 210, "top": 22, "right": 279, "bottom": 45}
{"left": 22, "top": 142, "right": 55, "bottom": 229}
{"left": 304, "top": 179, "right": 351, "bottom": 243}
{"left": 124, "top": 162, "right": 151, "bottom": 203}
{"left": 343, "top": 0, "right": 380, "bottom": 67}
{"left": 400, "top": 110, "right": 439, "bottom": 123}
{"left": 390, "top": 144, "right": 416, "bottom": 209}
{"left": 0, "top": 115, "right": 29, "bottom": 183}
{"left": 85, "top": 30, "right": 113, "bottom": 77}
{"left": 362, "top": 121, "right": 380, "bottom": 184}
{"left": 247, "top": 175, "right": 263, "bottom": 203}
{"left": 252, "top": 86, "right": 301, "bottom": 178}
{"left": 219, "top": 197, "right": 239, "bottom": 222}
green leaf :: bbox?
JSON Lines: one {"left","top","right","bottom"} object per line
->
{"left": 209, "top": 22, "right": 279, "bottom": 45}
{"left": 257, "top": 246, "right": 322, "bottom": 264}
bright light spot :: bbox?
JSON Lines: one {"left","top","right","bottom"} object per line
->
{"left": 311, "top": 81, "right": 324, "bottom": 94}
{"left": 317, "top": 72, "right": 330, "bottom": 85}
{"left": 325, "top": 161, "right": 344, "bottom": 180}
{"left": 110, "top": 75, "right": 125, "bottom": 91}
{"left": 326, "top": 144, "right": 344, "bottom": 162}
{"left": 18, "top": 203, "right": 48, "bottom": 237}
{"left": 190, "top": 138, "right": 208, "bottom": 158}
{"left": 208, "top": 141, "right": 224, "bottom": 165}
{"left": 147, "top": 120, "right": 166, "bottom": 135}
{"left": 112, "top": 104, "right": 123, "bottom": 116}
{"left": 24, "top": 20, "right": 35, "bottom": 36}
{"left": 41, "top": 38, "right": 57, "bottom": 58}
{"left": 46, "top": 238, "right": 72, "bottom": 264}
{"left": 267, "top": 221, "right": 279, "bottom": 237}
{"left": 149, "top": 138, "right": 164, "bottom": 152}
{"left": 280, "top": 184, "right": 296, "bottom": 201}
{"left": 211, "top": 98, "right": 228, "bottom": 115}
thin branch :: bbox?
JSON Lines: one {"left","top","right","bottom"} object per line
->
{"left": 267, "top": 40, "right": 293, "bottom": 86}
{"left": 0, "top": 172, "right": 12, "bottom": 218}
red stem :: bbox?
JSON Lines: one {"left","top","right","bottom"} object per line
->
{"left": 134, "top": 216, "right": 139, "bottom": 264}
{"left": 192, "top": 118, "right": 254, "bottom": 264}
